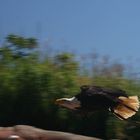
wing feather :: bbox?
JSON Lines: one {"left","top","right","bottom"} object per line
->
{"left": 80, "top": 85, "right": 128, "bottom": 98}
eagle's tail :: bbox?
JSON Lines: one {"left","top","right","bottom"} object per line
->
{"left": 113, "top": 96, "right": 139, "bottom": 120}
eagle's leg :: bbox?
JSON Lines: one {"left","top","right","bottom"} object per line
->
{"left": 113, "top": 111, "right": 126, "bottom": 120}
{"left": 109, "top": 107, "right": 126, "bottom": 120}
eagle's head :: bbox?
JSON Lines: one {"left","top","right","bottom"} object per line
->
{"left": 55, "top": 97, "right": 81, "bottom": 110}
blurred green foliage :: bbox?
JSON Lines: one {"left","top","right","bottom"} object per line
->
{"left": 0, "top": 34, "right": 140, "bottom": 139}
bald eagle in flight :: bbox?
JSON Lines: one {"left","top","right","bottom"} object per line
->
{"left": 55, "top": 85, "right": 139, "bottom": 120}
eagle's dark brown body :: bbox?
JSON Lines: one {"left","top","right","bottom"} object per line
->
{"left": 75, "top": 85, "right": 128, "bottom": 112}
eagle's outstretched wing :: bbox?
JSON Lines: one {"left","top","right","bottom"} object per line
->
{"left": 78, "top": 85, "right": 139, "bottom": 120}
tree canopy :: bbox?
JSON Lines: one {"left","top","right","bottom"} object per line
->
{"left": 0, "top": 34, "right": 140, "bottom": 139}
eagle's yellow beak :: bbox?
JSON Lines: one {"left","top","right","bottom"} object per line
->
{"left": 55, "top": 98, "right": 65, "bottom": 105}
{"left": 55, "top": 97, "right": 81, "bottom": 110}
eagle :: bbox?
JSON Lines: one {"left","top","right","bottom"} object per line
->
{"left": 55, "top": 85, "right": 139, "bottom": 120}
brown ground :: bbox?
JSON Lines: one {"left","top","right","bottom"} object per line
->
{"left": 0, "top": 125, "right": 101, "bottom": 140}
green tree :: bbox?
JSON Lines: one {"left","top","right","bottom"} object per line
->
{"left": 0, "top": 34, "right": 140, "bottom": 139}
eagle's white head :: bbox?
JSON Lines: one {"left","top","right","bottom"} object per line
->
{"left": 55, "top": 97, "right": 81, "bottom": 110}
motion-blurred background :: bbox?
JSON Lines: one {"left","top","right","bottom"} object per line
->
{"left": 0, "top": 0, "right": 140, "bottom": 139}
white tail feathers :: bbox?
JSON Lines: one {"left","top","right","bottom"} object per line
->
{"left": 113, "top": 96, "right": 139, "bottom": 120}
